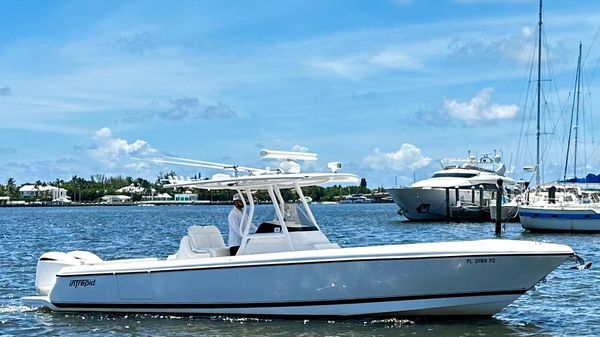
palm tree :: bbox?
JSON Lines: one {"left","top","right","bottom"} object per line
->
{"left": 6, "top": 178, "right": 16, "bottom": 198}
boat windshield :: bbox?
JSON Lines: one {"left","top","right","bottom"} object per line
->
{"left": 269, "top": 203, "right": 318, "bottom": 232}
{"left": 432, "top": 173, "right": 478, "bottom": 178}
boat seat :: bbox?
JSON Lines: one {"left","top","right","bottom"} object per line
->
{"left": 169, "top": 225, "right": 229, "bottom": 260}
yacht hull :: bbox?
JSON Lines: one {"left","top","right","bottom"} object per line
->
{"left": 23, "top": 240, "right": 572, "bottom": 317}
{"left": 520, "top": 206, "right": 600, "bottom": 232}
{"left": 388, "top": 188, "right": 452, "bottom": 221}
{"left": 387, "top": 188, "right": 492, "bottom": 221}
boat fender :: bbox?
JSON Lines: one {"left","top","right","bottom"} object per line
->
{"left": 35, "top": 252, "right": 81, "bottom": 296}
{"left": 571, "top": 254, "right": 592, "bottom": 270}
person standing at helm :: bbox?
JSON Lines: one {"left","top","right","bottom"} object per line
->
{"left": 228, "top": 193, "right": 245, "bottom": 256}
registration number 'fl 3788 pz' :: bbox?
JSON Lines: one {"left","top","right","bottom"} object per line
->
{"left": 466, "top": 258, "right": 496, "bottom": 264}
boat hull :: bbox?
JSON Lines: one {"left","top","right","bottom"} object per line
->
{"left": 520, "top": 206, "right": 600, "bottom": 232}
{"left": 489, "top": 205, "right": 520, "bottom": 222}
{"left": 387, "top": 188, "right": 492, "bottom": 221}
{"left": 23, "top": 241, "right": 572, "bottom": 317}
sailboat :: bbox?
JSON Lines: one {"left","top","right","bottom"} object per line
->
{"left": 519, "top": 41, "right": 600, "bottom": 232}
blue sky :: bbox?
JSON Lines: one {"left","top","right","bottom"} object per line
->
{"left": 1, "top": 0, "right": 600, "bottom": 188}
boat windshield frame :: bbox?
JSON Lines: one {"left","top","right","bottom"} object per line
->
{"left": 164, "top": 172, "right": 359, "bottom": 251}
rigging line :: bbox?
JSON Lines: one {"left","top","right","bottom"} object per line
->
{"left": 564, "top": 86, "right": 575, "bottom": 180}
{"left": 587, "top": 55, "right": 600, "bottom": 86}
{"left": 513, "top": 37, "right": 538, "bottom": 174}
{"left": 542, "top": 30, "right": 572, "bottom": 178}
{"left": 585, "top": 91, "right": 595, "bottom": 168}
{"left": 564, "top": 47, "right": 583, "bottom": 179}
{"left": 509, "top": 36, "right": 537, "bottom": 151}
{"left": 580, "top": 66, "right": 596, "bottom": 170}
{"left": 582, "top": 23, "right": 600, "bottom": 67}
{"left": 582, "top": 90, "right": 588, "bottom": 176}
{"left": 574, "top": 44, "right": 583, "bottom": 179}
{"left": 543, "top": 31, "right": 566, "bottom": 126}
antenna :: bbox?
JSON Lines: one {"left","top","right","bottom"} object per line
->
{"left": 260, "top": 149, "right": 318, "bottom": 161}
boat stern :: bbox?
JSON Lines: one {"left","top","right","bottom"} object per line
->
{"left": 22, "top": 296, "right": 57, "bottom": 310}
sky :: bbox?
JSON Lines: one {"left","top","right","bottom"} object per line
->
{"left": 1, "top": 0, "right": 600, "bottom": 188}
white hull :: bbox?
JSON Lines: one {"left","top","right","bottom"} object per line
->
{"left": 489, "top": 205, "right": 520, "bottom": 222}
{"left": 23, "top": 240, "right": 572, "bottom": 317}
{"left": 24, "top": 294, "right": 520, "bottom": 317}
{"left": 387, "top": 188, "right": 491, "bottom": 221}
{"left": 520, "top": 206, "right": 600, "bottom": 232}
{"left": 388, "top": 188, "right": 452, "bottom": 220}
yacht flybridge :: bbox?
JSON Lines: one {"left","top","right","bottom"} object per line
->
{"left": 23, "top": 150, "right": 575, "bottom": 317}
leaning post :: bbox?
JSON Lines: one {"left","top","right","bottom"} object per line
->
{"left": 495, "top": 179, "right": 503, "bottom": 236}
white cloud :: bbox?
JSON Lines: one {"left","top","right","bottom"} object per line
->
{"left": 291, "top": 145, "right": 309, "bottom": 152}
{"left": 308, "top": 48, "right": 422, "bottom": 78}
{"left": 88, "top": 127, "right": 160, "bottom": 169}
{"left": 447, "top": 25, "right": 539, "bottom": 65}
{"left": 308, "top": 59, "right": 364, "bottom": 78}
{"left": 370, "top": 49, "right": 422, "bottom": 70}
{"left": 441, "top": 87, "right": 518, "bottom": 123}
{"left": 94, "top": 127, "right": 112, "bottom": 139}
{"left": 364, "top": 144, "right": 432, "bottom": 171}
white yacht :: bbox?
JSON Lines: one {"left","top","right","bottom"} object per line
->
{"left": 23, "top": 150, "right": 575, "bottom": 317}
{"left": 388, "top": 152, "right": 516, "bottom": 221}
{"left": 339, "top": 194, "right": 372, "bottom": 204}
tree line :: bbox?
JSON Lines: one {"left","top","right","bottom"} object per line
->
{"left": 0, "top": 174, "right": 379, "bottom": 203}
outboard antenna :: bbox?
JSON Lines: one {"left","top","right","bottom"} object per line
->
{"left": 260, "top": 149, "right": 318, "bottom": 161}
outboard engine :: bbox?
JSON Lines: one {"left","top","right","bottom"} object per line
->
{"left": 34, "top": 251, "right": 101, "bottom": 296}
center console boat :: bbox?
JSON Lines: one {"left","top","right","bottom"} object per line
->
{"left": 23, "top": 150, "right": 575, "bottom": 317}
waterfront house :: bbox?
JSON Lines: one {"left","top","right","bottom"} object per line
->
{"left": 19, "top": 185, "right": 68, "bottom": 200}
{"left": 174, "top": 193, "right": 198, "bottom": 202}
{"left": 141, "top": 193, "right": 172, "bottom": 202}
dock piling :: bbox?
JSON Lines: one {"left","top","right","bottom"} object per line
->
{"left": 445, "top": 187, "right": 450, "bottom": 220}
{"left": 479, "top": 185, "right": 484, "bottom": 206}
{"left": 495, "top": 179, "right": 503, "bottom": 236}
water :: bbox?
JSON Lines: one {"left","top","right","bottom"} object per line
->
{"left": 1, "top": 203, "right": 598, "bottom": 336}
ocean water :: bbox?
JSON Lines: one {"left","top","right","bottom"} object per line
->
{"left": 1, "top": 203, "right": 598, "bottom": 336}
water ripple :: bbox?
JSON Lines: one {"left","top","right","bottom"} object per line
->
{"left": 1, "top": 204, "right": 599, "bottom": 336}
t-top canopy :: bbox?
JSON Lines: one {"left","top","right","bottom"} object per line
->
{"left": 164, "top": 172, "right": 359, "bottom": 190}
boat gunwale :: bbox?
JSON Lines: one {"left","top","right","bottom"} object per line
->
{"left": 55, "top": 251, "right": 573, "bottom": 277}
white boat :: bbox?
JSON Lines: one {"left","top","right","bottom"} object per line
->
{"left": 339, "top": 194, "right": 372, "bottom": 204}
{"left": 387, "top": 152, "right": 516, "bottom": 221}
{"left": 23, "top": 150, "right": 575, "bottom": 317}
{"left": 520, "top": 204, "right": 600, "bottom": 232}
{"left": 520, "top": 185, "right": 600, "bottom": 232}
{"left": 517, "top": 37, "right": 600, "bottom": 232}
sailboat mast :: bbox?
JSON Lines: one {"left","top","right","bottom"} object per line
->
{"left": 535, "top": 0, "right": 542, "bottom": 186}
{"left": 573, "top": 42, "right": 582, "bottom": 179}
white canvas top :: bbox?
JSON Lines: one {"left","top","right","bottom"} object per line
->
{"left": 164, "top": 172, "right": 359, "bottom": 190}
